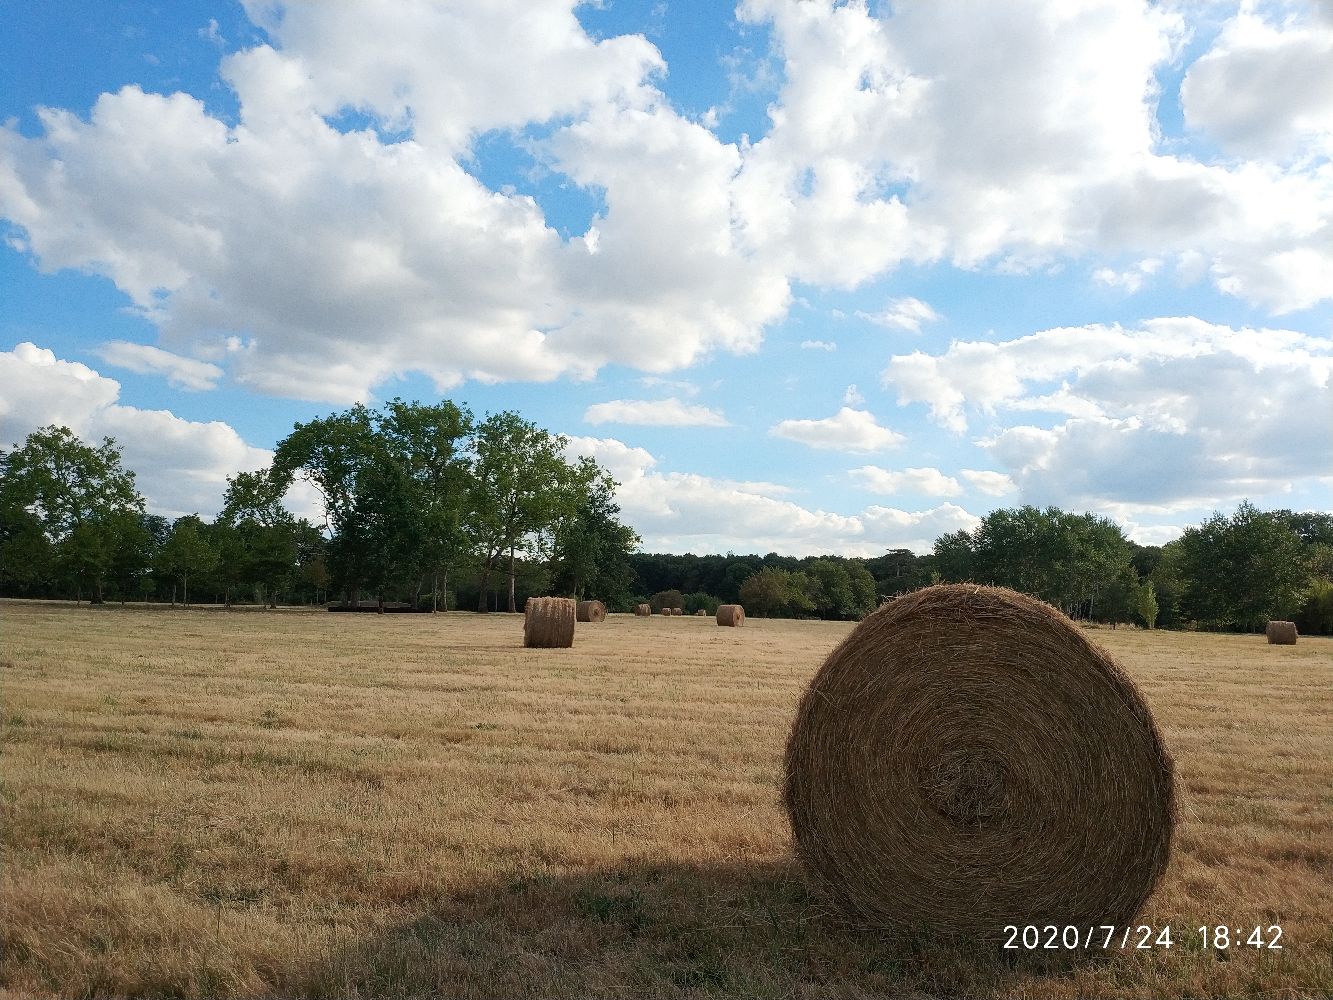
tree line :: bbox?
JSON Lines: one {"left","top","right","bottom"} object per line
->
{"left": 2, "top": 412, "right": 1329, "bottom": 635}
{"left": 0, "top": 403, "right": 640, "bottom": 612}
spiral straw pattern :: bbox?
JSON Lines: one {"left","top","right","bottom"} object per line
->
{"left": 784, "top": 584, "right": 1175, "bottom": 938}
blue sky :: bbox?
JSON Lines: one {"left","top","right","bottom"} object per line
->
{"left": 3, "top": 0, "right": 1331, "bottom": 555}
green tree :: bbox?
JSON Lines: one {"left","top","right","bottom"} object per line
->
{"left": 157, "top": 515, "right": 218, "bottom": 606}
{"left": 738, "top": 567, "right": 812, "bottom": 618}
{"left": 380, "top": 399, "right": 474, "bottom": 611}
{"left": 846, "top": 561, "right": 878, "bottom": 618}
{"left": 271, "top": 406, "right": 381, "bottom": 605}
{"left": 649, "top": 589, "right": 684, "bottom": 613}
{"left": 549, "top": 458, "right": 640, "bottom": 605}
{"left": 1134, "top": 579, "right": 1159, "bottom": 629}
{"left": 805, "top": 559, "right": 850, "bottom": 619}
{"left": 467, "top": 412, "right": 571, "bottom": 612}
{"left": 1178, "top": 500, "right": 1306, "bottom": 631}
{"left": 932, "top": 530, "right": 974, "bottom": 583}
{"left": 1, "top": 426, "right": 144, "bottom": 602}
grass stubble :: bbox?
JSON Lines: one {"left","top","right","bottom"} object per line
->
{"left": 0, "top": 602, "right": 1330, "bottom": 999}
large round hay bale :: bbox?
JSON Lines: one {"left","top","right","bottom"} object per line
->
{"left": 716, "top": 604, "right": 745, "bottom": 627}
{"left": 576, "top": 599, "right": 607, "bottom": 623}
{"left": 523, "top": 597, "right": 575, "bottom": 649}
{"left": 634, "top": 603, "right": 651, "bottom": 616}
{"left": 1266, "top": 620, "right": 1297, "bottom": 644}
{"left": 784, "top": 584, "right": 1174, "bottom": 938}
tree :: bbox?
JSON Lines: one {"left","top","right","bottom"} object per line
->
{"left": 1, "top": 426, "right": 144, "bottom": 602}
{"left": 271, "top": 406, "right": 382, "bottom": 605}
{"left": 379, "top": 399, "right": 473, "bottom": 611}
{"left": 467, "top": 412, "right": 571, "bottom": 612}
{"left": 1134, "top": 579, "right": 1159, "bottom": 629}
{"left": 550, "top": 458, "right": 640, "bottom": 605}
{"left": 649, "top": 589, "right": 684, "bottom": 613}
{"left": 738, "top": 567, "right": 811, "bottom": 617}
{"left": 932, "top": 530, "right": 974, "bottom": 583}
{"left": 846, "top": 561, "right": 878, "bottom": 618}
{"left": 1178, "top": 500, "right": 1306, "bottom": 630}
{"left": 157, "top": 515, "right": 218, "bottom": 606}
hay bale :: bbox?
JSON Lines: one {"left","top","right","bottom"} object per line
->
{"left": 1266, "top": 620, "right": 1297, "bottom": 644}
{"left": 784, "top": 584, "right": 1174, "bottom": 938}
{"left": 716, "top": 604, "right": 745, "bottom": 627}
{"left": 634, "top": 603, "right": 651, "bottom": 616}
{"left": 576, "top": 600, "right": 607, "bottom": 623}
{"left": 523, "top": 597, "right": 575, "bottom": 649}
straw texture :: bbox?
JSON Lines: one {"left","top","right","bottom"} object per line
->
{"left": 716, "top": 605, "right": 745, "bottom": 627}
{"left": 576, "top": 600, "right": 607, "bottom": 623}
{"left": 1266, "top": 620, "right": 1297, "bottom": 644}
{"left": 523, "top": 597, "right": 575, "bottom": 649}
{"left": 783, "top": 584, "right": 1175, "bottom": 938}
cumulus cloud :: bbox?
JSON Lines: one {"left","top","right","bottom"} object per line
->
{"left": 959, "top": 469, "right": 1017, "bottom": 497}
{"left": 583, "top": 397, "right": 730, "bottom": 427}
{"left": 842, "top": 384, "right": 865, "bottom": 406}
{"left": 2, "top": 1, "right": 1330, "bottom": 409}
{"left": 769, "top": 407, "right": 904, "bottom": 453}
{"left": 850, "top": 465, "right": 962, "bottom": 497}
{"left": 883, "top": 316, "right": 1333, "bottom": 510}
{"left": 0, "top": 343, "right": 284, "bottom": 519}
{"left": 858, "top": 296, "right": 941, "bottom": 333}
{"left": 96, "top": 341, "right": 224, "bottom": 391}
{"left": 800, "top": 339, "right": 837, "bottom": 351}
{"left": 1092, "top": 257, "right": 1162, "bottom": 294}
{"left": 1181, "top": 6, "right": 1333, "bottom": 161}
{"left": 565, "top": 434, "right": 978, "bottom": 555}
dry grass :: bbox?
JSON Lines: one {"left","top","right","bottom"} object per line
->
{"left": 1, "top": 602, "right": 1330, "bottom": 999}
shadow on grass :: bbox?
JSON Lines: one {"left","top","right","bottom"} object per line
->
{"left": 281, "top": 858, "right": 1100, "bottom": 999}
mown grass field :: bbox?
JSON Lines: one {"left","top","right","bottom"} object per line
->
{"left": 2, "top": 601, "right": 1331, "bottom": 999}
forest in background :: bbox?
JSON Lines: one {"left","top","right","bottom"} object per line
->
{"left": 2, "top": 404, "right": 1330, "bottom": 635}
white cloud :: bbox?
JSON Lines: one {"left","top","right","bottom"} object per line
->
{"left": 850, "top": 465, "right": 962, "bottom": 497}
{"left": 1092, "top": 257, "right": 1162, "bottom": 294}
{"left": 1180, "top": 7, "right": 1333, "bottom": 161}
{"left": 959, "top": 469, "right": 1017, "bottom": 497}
{"left": 583, "top": 397, "right": 729, "bottom": 427}
{"left": 0, "top": 343, "right": 284, "bottom": 520}
{"left": 96, "top": 341, "right": 224, "bottom": 391}
{"left": 883, "top": 317, "right": 1333, "bottom": 509}
{"left": 2, "top": 0, "right": 1332, "bottom": 410}
{"left": 842, "top": 384, "right": 865, "bottom": 406}
{"left": 800, "top": 339, "right": 837, "bottom": 351}
{"left": 857, "top": 296, "right": 941, "bottom": 333}
{"left": 769, "top": 407, "right": 904, "bottom": 453}
{"left": 564, "top": 434, "right": 977, "bottom": 555}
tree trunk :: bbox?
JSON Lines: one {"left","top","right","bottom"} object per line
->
{"left": 507, "top": 545, "right": 517, "bottom": 613}
{"left": 171, "top": 582, "right": 177, "bottom": 607}
{"left": 432, "top": 570, "right": 440, "bottom": 613}
{"left": 183, "top": 572, "right": 189, "bottom": 607}
{"left": 92, "top": 577, "right": 104, "bottom": 605}
{"left": 477, "top": 561, "right": 492, "bottom": 612}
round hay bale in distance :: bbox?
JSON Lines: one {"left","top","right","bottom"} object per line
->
{"left": 1265, "top": 620, "right": 1297, "bottom": 644}
{"left": 576, "top": 599, "right": 607, "bottom": 623}
{"left": 523, "top": 597, "right": 576, "bottom": 649}
{"left": 634, "top": 603, "right": 651, "bottom": 616}
{"left": 784, "top": 584, "right": 1175, "bottom": 939}
{"left": 716, "top": 604, "right": 745, "bottom": 627}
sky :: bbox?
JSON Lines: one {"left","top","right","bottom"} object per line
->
{"left": 2, "top": 0, "right": 1331, "bottom": 556}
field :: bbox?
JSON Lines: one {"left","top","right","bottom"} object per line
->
{"left": 2, "top": 602, "right": 1331, "bottom": 1000}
